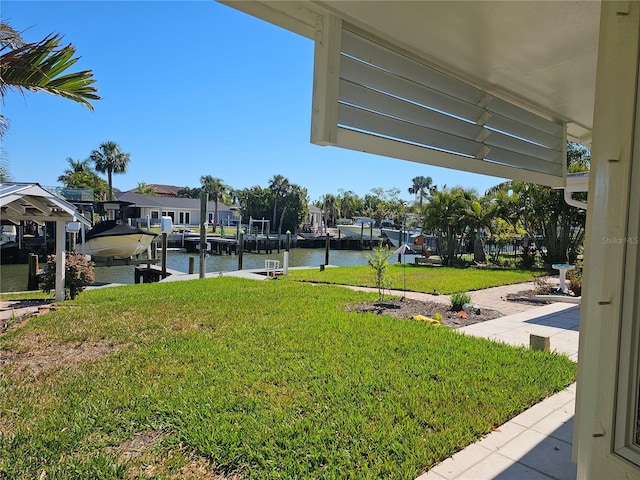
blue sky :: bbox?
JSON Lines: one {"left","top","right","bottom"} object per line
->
{"left": 2, "top": 0, "right": 507, "bottom": 203}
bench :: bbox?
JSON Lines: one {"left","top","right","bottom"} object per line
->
{"left": 415, "top": 256, "right": 443, "bottom": 266}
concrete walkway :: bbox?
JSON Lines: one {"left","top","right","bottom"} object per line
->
{"left": 0, "top": 299, "right": 52, "bottom": 321}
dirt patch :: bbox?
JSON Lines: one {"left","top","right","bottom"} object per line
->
{"left": 105, "top": 430, "right": 242, "bottom": 479}
{"left": 173, "top": 456, "right": 242, "bottom": 480}
{"left": 0, "top": 332, "right": 119, "bottom": 376}
{"left": 345, "top": 298, "right": 503, "bottom": 328}
{"left": 105, "top": 429, "right": 170, "bottom": 461}
{"left": 0, "top": 311, "right": 32, "bottom": 335}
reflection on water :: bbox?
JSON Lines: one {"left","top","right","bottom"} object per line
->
{"left": 0, "top": 248, "right": 390, "bottom": 292}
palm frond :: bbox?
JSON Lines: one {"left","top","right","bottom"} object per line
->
{"left": 0, "top": 22, "right": 25, "bottom": 51}
{"left": 0, "top": 33, "right": 100, "bottom": 109}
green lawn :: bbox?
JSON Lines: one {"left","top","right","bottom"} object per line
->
{"left": 287, "top": 264, "right": 540, "bottom": 294}
{"left": 0, "top": 278, "right": 575, "bottom": 479}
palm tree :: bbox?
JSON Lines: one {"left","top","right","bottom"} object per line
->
{"left": 485, "top": 184, "right": 521, "bottom": 234}
{"left": 269, "top": 174, "right": 291, "bottom": 232}
{"left": 408, "top": 175, "right": 433, "bottom": 208}
{"left": 136, "top": 181, "right": 156, "bottom": 196}
{"left": 57, "top": 157, "right": 92, "bottom": 179}
{"left": 177, "top": 186, "right": 201, "bottom": 199}
{"left": 0, "top": 21, "right": 100, "bottom": 137}
{"left": 320, "top": 193, "right": 338, "bottom": 228}
{"left": 465, "top": 195, "right": 493, "bottom": 263}
{"left": 90, "top": 141, "right": 131, "bottom": 201}
{"left": 200, "top": 175, "right": 228, "bottom": 232}
{"left": 57, "top": 157, "right": 107, "bottom": 201}
{"left": 337, "top": 189, "right": 361, "bottom": 220}
{"left": 422, "top": 188, "right": 468, "bottom": 265}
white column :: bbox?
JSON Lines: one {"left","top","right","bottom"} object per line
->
{"left": 574, "top": 2, "right": 640, "bottom": 478}
{"left": 55, "top": 220, "right": 66, "bottom": 301}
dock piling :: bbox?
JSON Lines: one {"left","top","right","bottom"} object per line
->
{"left": 27, "top": 253, "right": 39, "bottom": 290}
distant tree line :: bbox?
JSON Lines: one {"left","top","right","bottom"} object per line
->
{"left": 176, "top": 174, "right": 308, "bottom": 235}
{"left": 57, "top": 140, "right": 589, "bottom": 266}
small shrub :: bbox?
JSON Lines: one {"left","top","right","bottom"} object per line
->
{"left": 41, "top": 252, "right": 95, "bottom": 299}
{"left": 568, "top": 259, "right": 583, "bottom": 296}
{"left": 450, "top": 292, "right": 471, "bottom": 312}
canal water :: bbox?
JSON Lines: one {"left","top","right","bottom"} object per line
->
{"left": 0, "top": 248, "right": 388, "bottom": 292}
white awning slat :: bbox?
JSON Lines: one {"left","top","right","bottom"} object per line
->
{"left": 342, "top": 29, "right": 486, "bottom": 108}
{"left": 333, "top": 26, "right": 566, "bottom": 184}
{"left": 339, "top": 79, "right": 485, "bottom": 142}
{"left": 338, "top": 103, "right": 483, "bottom": 158}
{"left": 340, "top": 55, "right": 485, "bottom": 124}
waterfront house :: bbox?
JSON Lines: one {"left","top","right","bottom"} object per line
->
{"left": 116, "top": 191, "right": 238, "bottom": 228}
{"left": 302, "top": 205, "right": 324, "bottom": 233}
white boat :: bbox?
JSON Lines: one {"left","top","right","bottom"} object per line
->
{"left": 380, "top": 228, "right": 415, "bottom": 247}
{"left": 76, "top": 220, "right": 157, "bottom": 259}
{"left": 0, "top": 224, "right": 17, "bottom": 247}
{"left": 337, "top": 217, "right": 381, "bottom": 239}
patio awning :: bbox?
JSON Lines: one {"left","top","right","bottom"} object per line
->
{"left": 221, "top": 0, "right": 599, "bottom": 187}
{"left": 1, "top": 183, "right": 92, "bottom": 301}
{"left": 1, "top": 183, "right": 92, "bottom": 226}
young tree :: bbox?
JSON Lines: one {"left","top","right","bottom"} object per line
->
{"left": 279, "top": 184, "right": 309, "bottom": 234}
{"left": 90, "top": 141, "right": 130, "bottom": 201}
{"left": 465, "top": 195, "right": 493, "bottom": 264}
{"left": 367, "top": 244, "right": 393, "bottom": 302}
{"left": 238, "top": 186, "right": 272, "bottom": 225}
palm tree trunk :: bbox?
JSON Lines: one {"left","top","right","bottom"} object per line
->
{"left": 473, "top": 231, "right": 486, "bottom": 263}
{"left": 107, "top": 170, "right": 113, "bottom": 201}
{"left": 213, "top": 199, "right": 219, "bottom": 232}
{"left": 272, "top": 200, "right": 278, "bottom": 233}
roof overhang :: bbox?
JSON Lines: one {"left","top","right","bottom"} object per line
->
{"left": 0, "top": 183, "right": 93, "bottom": 226}
{"left": 220, "top": 1, "right": 600, "bottom": 187}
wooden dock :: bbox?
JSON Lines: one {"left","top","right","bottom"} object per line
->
{"left": 133, "top": 265, "right": 183, "bottom": 283}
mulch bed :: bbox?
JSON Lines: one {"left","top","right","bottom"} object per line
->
{"left": 345, "top": 298, "right": 503, "bottom": 328}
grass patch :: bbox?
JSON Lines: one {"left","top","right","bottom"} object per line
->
{"left": 0, "top": 278, "right": 575, "bottom": 479}
{"left": 287, "top": 264, "right": 539, "bottom": 294}
{"left": 0, "top": 291, "right": 54, "bottom": 301}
